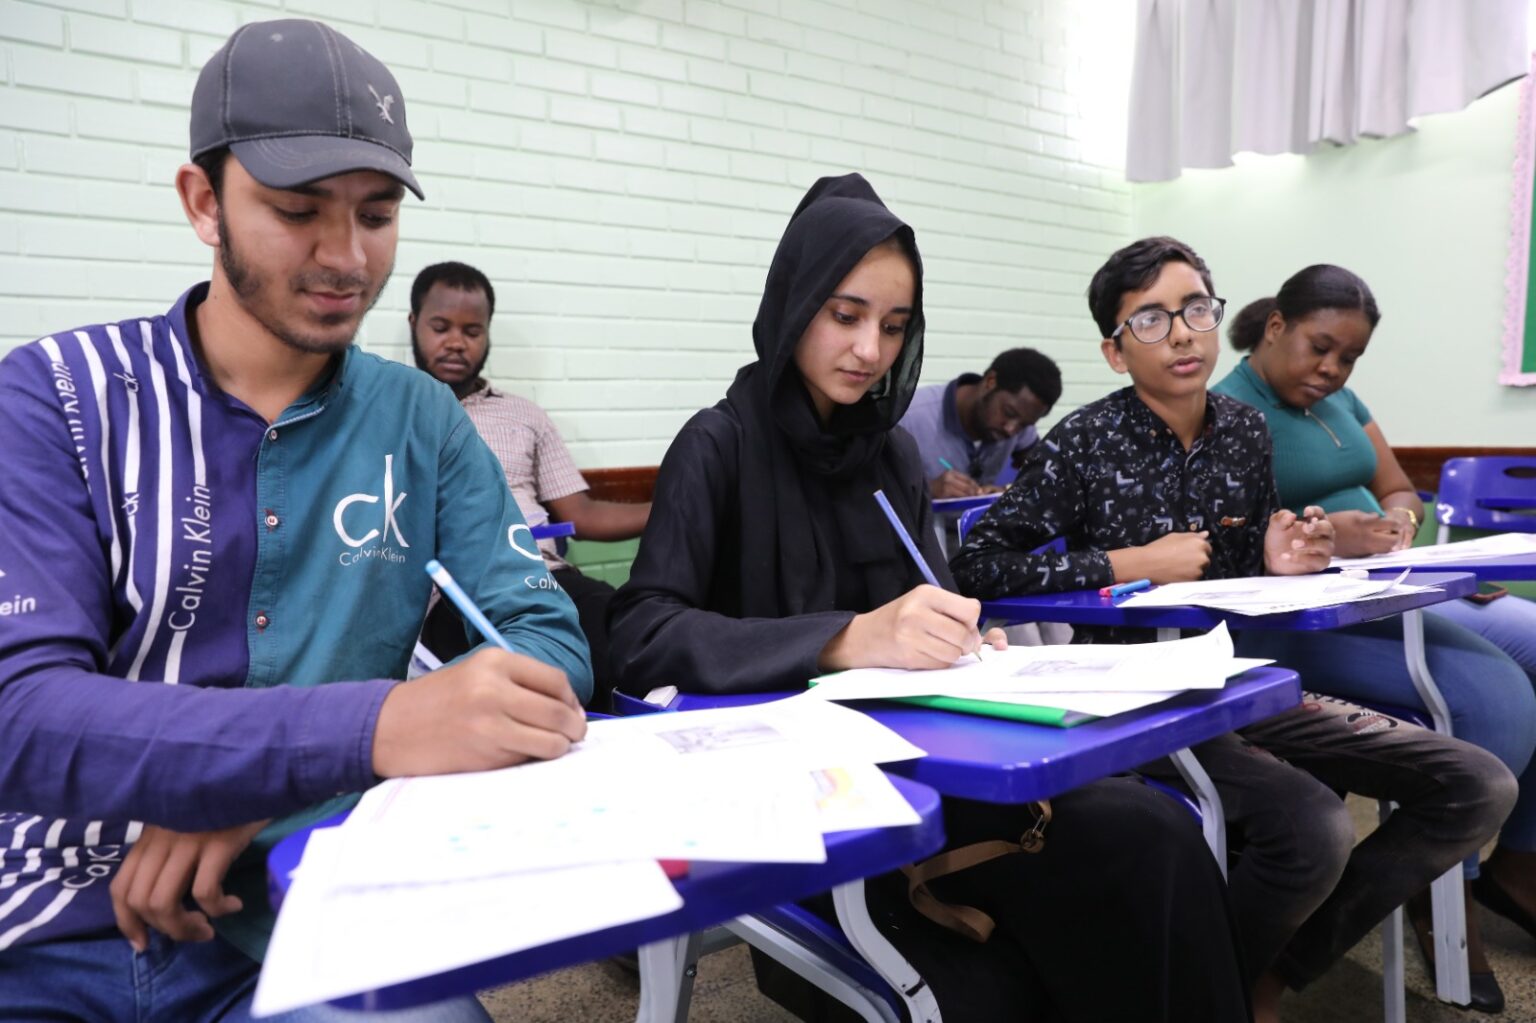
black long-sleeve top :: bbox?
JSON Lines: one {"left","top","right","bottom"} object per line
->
{"left": 951, "top": 387, "right": 1280, "bottom": 602}
{"left": 608, "top": 410, "right": 947, "bottom": 695}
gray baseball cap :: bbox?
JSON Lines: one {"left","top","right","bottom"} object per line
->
{"left": 190, "top": 19, "right": 424, "bottom": 199}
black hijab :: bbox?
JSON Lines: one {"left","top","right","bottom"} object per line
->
{"left": 720, "top": 173, "right": 928, "bottom": 618}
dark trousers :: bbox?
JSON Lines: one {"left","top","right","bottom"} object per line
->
{"left": 864, "top": 778, "right": 1252, "bottom": 1022}
{"left": 1144, "top": 697, "right": 1516, "bottom": 989}
{"left": 420, "top": 566, "right": 617, "bottom": 710}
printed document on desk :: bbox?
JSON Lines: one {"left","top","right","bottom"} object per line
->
{"left": 1116, "top": 570, "right": 1425, "bottom": 615}
{"left": 578, "top": 694, "right": 927, "bottom": 769}
{"left": 253, "top": 827, "right": 683, "bottom": 1018}
{"left": 1331, "top": 532, "right": 1536, "bottom": 570}
{"left": 968, "top": 657, "right": 1273, "bottom": 718}
{"left": 338, "top": 754, "right": 828, "bottom": 888}
{"left": 806, "top": 623, "right": 1244, "bottom": 702}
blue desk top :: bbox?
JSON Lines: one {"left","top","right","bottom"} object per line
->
{"left": 1378, "top": 556, "right": 1536, "bottom": 581}
{"left": 627, "top": 667, "right": 1301, "bottom": 804}
{"left": 931, "top": 494, "right": 999, "bottom": 515}
{"left": 979, "top": 571, "right": 1476, "bottom": 630}
{"left": 266, "top": 775, "right": 944, "bottom": 1011}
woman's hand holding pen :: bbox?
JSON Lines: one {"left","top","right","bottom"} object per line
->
{"left": 819, "top": 584, "right": 1007, "bottom": 672}
{"left": 372, "top": 648, "right": 587, "bottom": 777}
{"left": 1265, "top": 506, "right": 1335, "bottom": 574}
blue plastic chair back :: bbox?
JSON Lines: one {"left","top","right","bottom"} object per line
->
{"left": 1436, "top": 456, "right": 1536, "bottom": 533}
{"left": 956, "top": 507, "right": 1069, "bottom": 558}
{"left": 957, "top": 506, "right": 988, "bottom": 543}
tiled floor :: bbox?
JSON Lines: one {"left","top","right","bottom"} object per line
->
{"left": 477, "top": 796, "right": 1536, "bottom": 1022}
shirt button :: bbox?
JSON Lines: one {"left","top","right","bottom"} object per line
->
{"left": 255, "top": 612, "right": 270, "bottom": 630}
{"left": 265, "top": 511, "right": 279, "bottom": 529}
{"left": 268, "top": 429, "right": 278, "bottom": 441}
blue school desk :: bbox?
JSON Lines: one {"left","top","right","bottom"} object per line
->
{"left": 624, "top": 667, "right": 1299, "bottom": 806}
{"left": 974, "top": 569, "right": 1478, "bottom": 1015}
{"left": 1365, "top": 556, "right": 1536, "bottom": 581}
{"left": 617, "top": 667, "right": 1299, "bottom": 1021}
{"left": 930, "top": 495, "right": 1000, "bottom": 515}
{"left": 976, "top": 570, "right": 1477, "bottom": 633}
{"left": 266, "top": 774, "right": 944, "bottom": 1021}
{"left": 930, "top": 493, "right": 999, "bottom": 557}
{"left": 1478, "top": 496, "right": 1536, "bottom": 510}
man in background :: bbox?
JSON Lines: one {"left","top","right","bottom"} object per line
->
{"left": 410, "top": 261, "right": 648, "bottom": 709}
{"left": 900, "top": 347, "right": 1061, "bottom": 496}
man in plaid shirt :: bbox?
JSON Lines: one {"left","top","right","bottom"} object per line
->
{"left": 409, "top": 261, "right": 649, "bottom": 709}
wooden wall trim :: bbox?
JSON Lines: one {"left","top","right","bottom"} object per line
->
{"left": 582, "top": 448, "right": 1536, "bottom": 503}
{"left": 583, "top": 466, "right": 659, "bottom": 504}
{"left": 1393, "top": 447, "right": 1536, "bottom": 492}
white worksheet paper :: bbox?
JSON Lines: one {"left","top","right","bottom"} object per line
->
{"left": 337, "top": 754, "right": 827, "bottom": 889}
{"left": 805, "top": 623, "right": 1242, "bottom": 702}
{"left": 252, "top": 827, "right": 683, "bottom": 1017}
{"left": 1115, "top": 570, "right": 1425, "bottom": 615}
{"left": 1330, "top": 532, "right": 1536, "bottom": 570}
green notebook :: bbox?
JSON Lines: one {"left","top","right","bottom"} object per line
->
{"left": 807, "top": 678, "right": 1097, "bottom": 728}
{"left": 890, "top": 694, "right": 1097, "bottom": 727}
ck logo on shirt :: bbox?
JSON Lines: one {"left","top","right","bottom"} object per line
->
{"left": 506, "top": 524, "right": 542, "bottom": 561}
{"left": 333, "top": 454, "right": 410, "bottom": 567}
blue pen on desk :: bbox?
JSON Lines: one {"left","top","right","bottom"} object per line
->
{"left": 1099, "top": 578, "right": 1152, "bottom": 598}
{"left": 425, "top": 559, "right": 515, "bottom": 653}
{"left": 873, "top": 489, "right": 942, "bottom": 588}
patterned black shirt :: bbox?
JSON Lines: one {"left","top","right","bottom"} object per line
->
{"left": 950, "top": 387, "right": 1280, "bottom": 602}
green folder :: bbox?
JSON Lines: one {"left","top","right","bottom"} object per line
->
{"left": 808, "top": 678, "right": 1097, "bottom": 728}
{"left": 889, "top": 694, "right": 1097, "bottom": 727}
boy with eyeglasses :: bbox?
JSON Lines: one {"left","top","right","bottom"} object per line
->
{"left": 951, "top": 236, "right": 1516, "bottom": 1022}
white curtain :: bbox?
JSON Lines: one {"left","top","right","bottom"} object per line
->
{"left": 1126, "top": 0, "right": 1529, "bottom": 182}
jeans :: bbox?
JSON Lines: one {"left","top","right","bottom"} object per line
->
{"left": 1245, "top": 697, "right": 1514, "bottom": 988}
{"left": 1236, "top": 612, "right": 1536, "bottom": 872}
{"left": 1142, "top": 697, "right": 1515, "bottom": 989}
{"left": 0, "top": 930, "right": 493, "bottom": 1023}
{"left": 1431, "top": 596, "right": 1536, "bottom": 853}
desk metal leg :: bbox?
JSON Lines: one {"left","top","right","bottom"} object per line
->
{"left": 832, "top": 879, "right": 943, "bottom": 1023}
{"left": 1401, "top": 608, "right": 1471, "bottom": 1007}
{"left": 635, "top": 930, "right": 702, "bottom": 1023}
{"left": 1169, "top": 746, "right": 1227, "bottom": 880}
{"left": 1379, "top": 801, "right": 1407, "bottom": 1023}
{"left": 932, "top": 519, "right": 948, "bottom": 559}
{"left": 1155, "top": 627, "right": 1179, "bottom": 642}
{"left": 724, "top": 915, "right": 899, "bottom": 1023}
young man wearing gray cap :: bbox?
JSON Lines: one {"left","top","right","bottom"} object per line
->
{"left": 0, "top": 20, "right": 588, "bottom": 1020}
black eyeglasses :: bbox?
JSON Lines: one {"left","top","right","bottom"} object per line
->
{"left": 1111, "top": 296, "right": 1227, "bottom": 345}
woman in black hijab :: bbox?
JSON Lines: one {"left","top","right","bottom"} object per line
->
{"left": 609, "top": 175, "right": 1251, "bottom": 1021}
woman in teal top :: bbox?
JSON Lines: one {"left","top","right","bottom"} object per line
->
{"left": 1213, "top": 264, "right": 1536, "bottom": 1002}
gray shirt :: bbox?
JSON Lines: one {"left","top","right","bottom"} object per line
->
{"left": 898, "top": 374, "right": 1039, "bottom": 486}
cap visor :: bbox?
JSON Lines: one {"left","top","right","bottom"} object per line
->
{"left": 231, "top": 136, "right": 424, "bottom": 200}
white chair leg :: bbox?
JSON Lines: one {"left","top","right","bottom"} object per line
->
{"left": 1169, "top": 747, "right": 1227, "bottom": 879}
{"left": 723, "top": 914, "right": 899, "bottom": 1023}
{"left": 832, "top": 879, "right": 943, "bottom": 1023}
{"left": 635, "top": 930, "right": 702, "bottom": 1023}
{"left": 1379, "top": 801, "right": 1406, "bottom": 1023}
{"left": 1401, "top": 609, "right": 1471, "bottom": 1006}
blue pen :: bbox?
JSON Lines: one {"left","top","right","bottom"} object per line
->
{"left": 937, "top": 457, "right": 957, "bottom": 472}
{"left": 425, "top": 559, "right": 515, "bottom": 653}
{"left": 873, "top": 489, "right": 942, "bottom": 588}
{"left": 1099, "top": 578, "right": 1153, "bottom": 598}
